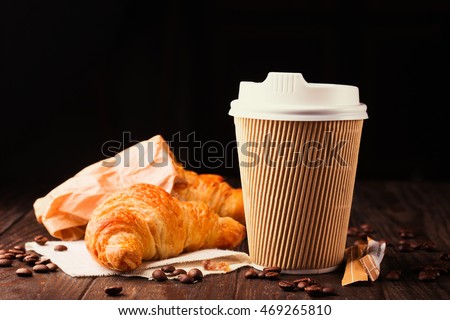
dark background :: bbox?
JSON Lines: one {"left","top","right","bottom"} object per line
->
{"left": 1, "top": 0, "right": 450, "bottom": 190}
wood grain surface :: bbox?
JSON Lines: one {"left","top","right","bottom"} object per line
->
{"left": 1, "top": 180, "right": 449, "bottom": 300}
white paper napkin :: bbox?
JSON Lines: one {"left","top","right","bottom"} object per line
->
{"left": 25, "top": 241, "right": 253, "bottom": 279}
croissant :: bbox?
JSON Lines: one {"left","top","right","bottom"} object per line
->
{"left": 172, "top": 170, "right": 246, "bottom": 225}
{"left": 85, "top": 183, "right": 246, "bottom": 272}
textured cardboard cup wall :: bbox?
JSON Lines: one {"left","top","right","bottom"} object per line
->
{"left": 234, "top": 118, "right": 363, "bottom": 272}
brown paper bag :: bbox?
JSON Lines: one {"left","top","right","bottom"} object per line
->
{"left": 34, "top": 135, "right": 181, "bottom": 240}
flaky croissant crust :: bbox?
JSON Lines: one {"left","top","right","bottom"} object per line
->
{"left": 85, "top": 183, "right": 246, "bottom": 271}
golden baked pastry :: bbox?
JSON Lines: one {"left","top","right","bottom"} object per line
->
{"left": 172, "top": 170, "right": 245, "bottom": 225}
{"left": 85, "top": 183, "right": 246, "bottom": 272}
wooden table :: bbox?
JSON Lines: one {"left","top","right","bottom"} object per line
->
{"left": 1, "top": 180, "right": 449, "bottom": 300}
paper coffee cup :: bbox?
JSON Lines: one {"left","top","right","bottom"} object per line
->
{"left": 229, "top": 72, "right": 368, "bottom": 273}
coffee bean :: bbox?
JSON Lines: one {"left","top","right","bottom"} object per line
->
{"left": 23, "top": 255, "right": 39, "bottom": 266}
{"left": 0, "top": 259, "right": 13, "bottom": 267}
{"left": 244, "top": 268, "right": 258, "bottom": 279}
{"left": 35, "top": 258, "right": 51, "bottom": 265}
{"left": 13, "top": 245, "right": 25, "bottom": 252}
{"left": 8, "top": 249, "right": 24, "bottom": 255}
{"left": 360, "top": 223, "right": 374, "bottom": 233}
{"left": 439, "top": 253, "right": 449, "bottom": 261}
{"left": 105, "top": 286, "right": 122, "bottom": 296}
{"left": 305, "top": 284, "right": 324, "bottom": 297}
{"left": 264, "top": 271, "right": 279, "bottom": 280}
{"left": 54, "top": 245, "right": 68, "bottom": 252}
{"left": 15, "top": 254, "right": 27, "bottom": 261}
{"left": 257, "top": 271, "right": 266, "bottom": 278}
{"left": 152, "top": 269, "right": 167, "bottom": 281}
{"left": 47, "top": 263, "right": 59, "bottom": 272}
{"left": 263, "top": 266, "right": 282, "bottom": 273}
{"left": 0, "top": 253, "right": 16, "bottom": 259}
{"left": 178, "top": 274, "right": 195, "bottom": 284}
{"left": 187, "top": 268, "right": 203, "bottom": 281}
{"left": 278, "top": 280, "right": 296, "bottom": 291}
{"left": 397, "top": 243, "right": 414, "bottom": 252}
{"left": 0, "top": 249, "right": 7, "bottom": 254}
{"left": 16, "top": 268, "right": 33, "bottom": 277}
{"left": 385, "top": 270, "right": 402, "bottom": 281}
{"left": 418, "top": 270, "right": 439, "bottom": 281}
{"left": 161, "top": 265, "right": 175, "bottom": 273}
{"left": 293, "top": 277, "right": 315, "bottom": 285}
{"left": 321, "top": 287, "right": 335, "bottom": 295}
{"left": 34, "top": 235, "right": 49, "bottom": 246}
{"left": 399, "top": 229, "right": 415, "bottom": 239}
{"left": 170, "top": 269, "right": 187, "bottom": 276}
{"left": 347, "top": 226, "right": 359, "bottom": 237}
{"left": 296, "top": 281, "right": 309, "bottom": 290}
{"left": 33, "top": 264, "right": 49, "bottom": 273}
{"left": 421, "top": 241, "right": 437, "bottom": 251}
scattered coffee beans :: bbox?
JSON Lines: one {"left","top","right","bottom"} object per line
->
{"left": 8, "top": 249, "right": 24, "bottom": 255}
{"left": 304, "top": 284, "right": 335, "bottom": 297}
{"left": 16, "top": 268, "right": 33, "bottom": 277}
{"left": 152, "top": 269, "right": 168, "bottom": 282}
{"left": 54, "top": 245, "right": 68, "bottom": 252}
{"left": 0, "top": 259, "right": 13, "bottom": 267}
{"left": 169, "top": 269, "right": 187, "bottom": 276}
{"left": 321, "top": 287, "right": 335, "bottom": 295}
{"left": 35, "top": 258, "right": 51, "bottom": 265}
{"left": 178, "top": 274, "right": 195, "bottom": 284}
{"left": 304, "top": 284, "right": 323, "bottom": 297}
{"left": 161, "top": 265, "right": 175, "bottom": 273}
{"left": 104, "top": 286, "right": 122, "bottom": 296}
{"left": 385, "top": 270, "right": 402, "bottom": 281}
{"left": 47, "top": 263, "right": 58, "bottom": 272}
{"left": 296, "top": 281, "right": 309, "bottom": 290}
{"left": 33, "top": 264, "right": 49, "bottom": 273}
{"left": 23, "top": 255, "right": 39, "bottom": 266}
{"left": 244, "top": 268, "right": 258, "bottom": 279}
{"left": 15, "top": 254, "right": 28, "bottom": 261}
{"left": 278, "top": 280, "right": 296, "bottom": 292}
{"left": 187, "top": 268, "right": 203, "bottom": 281}
{"left": 257, "top": 271, "right": 266, "bottom": 279}
{"left": 264, "top": 271, "right": 279, "bottom": 280}
{"left": 13, "top": 245, "right": 25, "bottom": 252}
{"left": 418, "top": 270, "right": 439, "bottom": 281}
{"left": 0, "top": 253, "right": 15, "bottom": 259}
{"left": 34, "top": 235, "right": 48, "bottom": 246}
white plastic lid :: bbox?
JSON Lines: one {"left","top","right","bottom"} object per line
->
{"left": 229, "top": 72, "right": 368, "bottom": 121}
